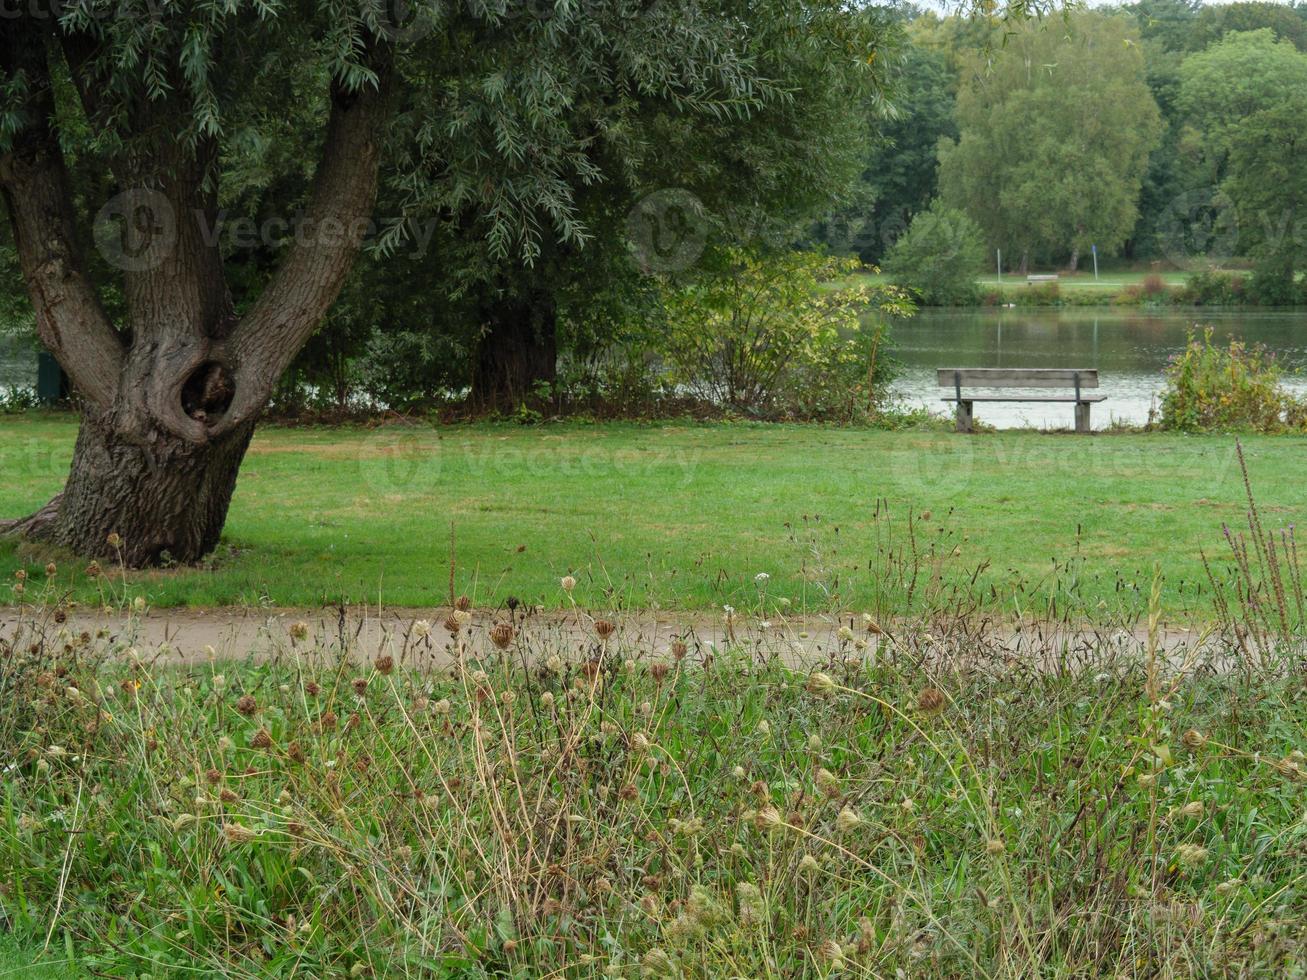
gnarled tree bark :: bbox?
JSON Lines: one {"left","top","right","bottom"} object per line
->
{"left": 1, "top": 18, "right": 394, "bottom": 566}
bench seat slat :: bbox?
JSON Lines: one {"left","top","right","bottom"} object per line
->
{"left": 939, "top": 395, "right": 1107, "bottom": 403}
{"left": 936, "top": 368, "right": 1099, "bottom": 389}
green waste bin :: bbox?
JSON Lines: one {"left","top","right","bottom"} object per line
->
{"left": 37, "top": 351, "right": 68, "bottom": 404}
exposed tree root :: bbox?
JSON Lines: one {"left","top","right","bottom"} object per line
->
{"left": 0, "top": 493, "right": 63, "bottom": 541}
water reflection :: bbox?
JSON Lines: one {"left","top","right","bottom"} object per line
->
{"left": 883, "top": 308, "right": 1307, "bottom": 429}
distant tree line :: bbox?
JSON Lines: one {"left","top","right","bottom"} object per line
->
{"left": 822, "top": 0, "right": 1307, "bottom": 304}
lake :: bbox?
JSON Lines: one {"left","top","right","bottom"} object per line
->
{"left": 886, "top": 308, "right": 1307, "bottom": 429}
{"left": 0, "top": 334, "right": 36, "bottom": 394}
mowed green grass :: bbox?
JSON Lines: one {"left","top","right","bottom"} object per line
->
{"left": 2, "top": 414, "right": 1304, "bottom": 614}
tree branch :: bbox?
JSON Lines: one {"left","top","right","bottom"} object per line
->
{"left": 215, "top": 45, "right": 395, "bottom": 435}
{"left": 0, "top": 23, "right": 124, "bottom": 412}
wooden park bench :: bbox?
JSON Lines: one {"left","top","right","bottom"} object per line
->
{"left": 938, "top": 368, "right": 1105, "bottom": 433}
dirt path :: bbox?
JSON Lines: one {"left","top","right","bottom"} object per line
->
{"left": 2, "top": 603, "right": 1215, "bottom": 668}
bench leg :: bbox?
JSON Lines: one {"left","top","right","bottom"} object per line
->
{"left": 955, "top": 400, "right": 974, "bottom": 434}
{"left": 1075, "top": 401, "right": 1091, "bottom": 433}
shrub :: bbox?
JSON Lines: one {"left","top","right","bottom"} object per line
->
{"left": 1158, "top": 328, "right": 1304, "bottom": 432}
{"left": 1142, "top": 273, "right": 1168, "bottom": 297}
{"left": 1019, "top": 281, "right": 1061, "bottom": 306}
{"left": 1174, "top": 267, "right": 1245, "bottom": 306}
{"left": 882, "top": 203, "right": 986, "bottom": 306}
{"left": 0, "top": 385, "right": 40, "bottom": 414}
{"left": 661, "top": 248, "right": 914, "bottom": 419}
{"left": 1245, "top": 260, "right": 1300, "bottom": 307}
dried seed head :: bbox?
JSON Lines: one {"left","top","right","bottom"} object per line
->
{"left": 222, "top": 822, "right": 255, "bottom": 845}
{"left": 489, "top": 622, "right": 515, "bottom": 650}
{"left": 205, "top": 768, "right": 222, "bottom": 784}
{"left": 836, "top": 807, "right": 862, "bottom": 834}
{"left": 412, "top": 619, "right": 431, "bottom": 639}
{"left": 650, "top": 663, "right": 669, "bottom": 684}
{"left": 670, "top": 639, "right": 688, "bottom": 660}
{"left": 289, "top": 621, "right": 309, "bottom": 642}
{"left": 375, "top": 655, "right": 394, "bottom": 676}
{"left": 560, "top": 575, "right": 576, "bottom": 592}
{"left": 352, "top": 677, "right": 368, "bottom": 697}
{"left": 305, "top": 681, "right": 321, "bottom": 696}
{"left": 815, "top": 767, "right": 840, "bottom": 797}
{"left": 443, "top": 614, "right": 461, "bottom": 634}
{"left": 106, "top": 532, "right": 122, "bottom": 549}
{"left": 235, "top": 694, "right": 257, "bottom": 716}
{"left": 432, "top": 698, "right": 452, "bottom": 715}
{"left": 799, "top": 853, "right": 820, "bottom": 874}
{"left": 540, "top": 691, "right": 555, "bottom": 708}
{"left": 455, "top": 595, "right": 472, "bottom": 612}
{"left": 251, "top": 728, "right": 274, "bottom": 750}
{"left": 219, "top": 787, "right": 239, "bottom": 803}
{"left": 985, "top": 837, "right": 1005, "bottom": 855}
{"left": 44, "top": 562, "right": 57, "bottom": 577}
{"left": 1182, "top": 729, "right": 1207, "bottom": 750}
{"left": 819, "top": 939, "right": 845, "bottom": 967}
{"left": 594, "top": 619, "right": 616, "bottom": 640}
{"left": 288, "top": 742, "right": 307, "bottom": 764}
{"left": 917, "top": 687, "right": 946, "bottom": 715}
{"left": 806, "top": 672, "right": 836, "bottom": 696}
{"left": 1175, "top": 843, "right": 1209, "bottom": 867}
{"left": 754, "top": 806, "right": 783, "bottom": 832}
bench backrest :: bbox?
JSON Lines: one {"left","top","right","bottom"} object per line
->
{"left": 936, "top": 368, "right": 1098, "bottom": 389}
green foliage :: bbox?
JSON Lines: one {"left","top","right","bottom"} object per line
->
{"left": 1223, "top": 98, "right": 1307, "bottom": 303}
{"left": 661, "top": 249, "right": 913, "bottom": 418}
{"left": 938, "top": 12, "right": 1161, "bottom": 268}
{"left": 1173, "top": 267, "right": 1247, "bottom": 305}
{"left": 1176, "top": 29, "right": 1307, "bottom": 166}
{"left": 812, "top": 34, "right": 958, "bottom": 263}
{"left": 882, "top": 202, "right": 985, "bottom": 305}
{"left": 1159, "top": 328, "right": 1304, "bottom": 432}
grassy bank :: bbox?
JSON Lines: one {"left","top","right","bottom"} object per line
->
{"left": 3, "top": 416, "right": 1306, "bottom": 615}
{"left": 3, "top": 608, "right": 1305, "bottom": 975}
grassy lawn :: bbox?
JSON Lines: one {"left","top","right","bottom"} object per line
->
{"left": 2, "top": 414, "right": 1304, "bottom": 616}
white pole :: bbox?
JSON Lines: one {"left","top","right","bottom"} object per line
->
{"left": 1092, "top": 244, "right": 1098, "bottom": 280}
{"left": 997, "top": 249, "right": 1002, "bottom": 279}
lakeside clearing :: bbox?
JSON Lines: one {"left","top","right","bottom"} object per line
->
{"left": 3, "top": 416, "right": 1303, "bottom": 616}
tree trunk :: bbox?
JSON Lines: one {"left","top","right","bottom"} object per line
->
{"left": 0, "top": 18, "right": 394, "bottom": 567}
{"left": 471, "top": 289, "right": 558, "bottom": 409}
{"left": 1068, "top": 245, "right": 1080, "bottom": 272}
{"left": 1018, "top": 252, "right": 1029, "bottom": 275}
{"left": 38, "top": 414, "right": 256, "bottom": 565}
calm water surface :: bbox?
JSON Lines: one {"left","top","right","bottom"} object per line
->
{"left": 886, "top": 308, "right": 1307, "bottom": 429}
{"left": 0, "top": 335, "right": 36, "bottom": 393}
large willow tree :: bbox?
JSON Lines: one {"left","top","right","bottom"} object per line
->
{"left": 0, "top": 0, "right": 896, "bottom": 565}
